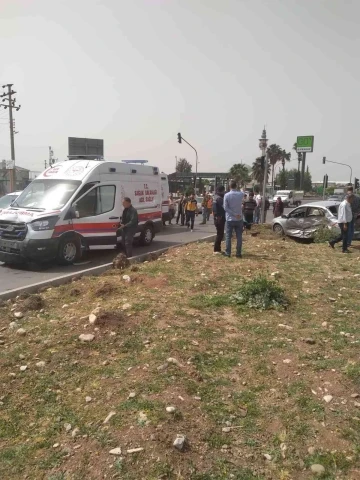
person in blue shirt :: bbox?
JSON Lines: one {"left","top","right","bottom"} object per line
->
{"left": 223, "top": 180, "right": 244, "bottom": 258}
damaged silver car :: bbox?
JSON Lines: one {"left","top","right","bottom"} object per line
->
{"left": 272, "top": 201, "right": 344, "bottom": 239}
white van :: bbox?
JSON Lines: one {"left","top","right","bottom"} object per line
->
{"left": 270, "top": 190, "right": 303, "bottom": 207}
{"left": 0, "top": 157, "right": 169, "bottom": 265}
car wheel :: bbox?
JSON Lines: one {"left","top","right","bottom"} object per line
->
{"left": 57, "top": 236, "right": 81, "bottom": 265}
{"left": 273, "top": 223, "right": 285, "bottom": 236}
{"left": 139, "top": 224, "right": 154, "bottom": 246}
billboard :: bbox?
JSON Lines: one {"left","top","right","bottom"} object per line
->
{"left": 296, "top": 136, "right": 314, "bottom": 153}
{"left": 68, "top": 137, "right": 104, "bottom": 157}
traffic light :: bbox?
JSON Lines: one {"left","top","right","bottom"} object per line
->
{"left": 322, "top": 156, "right": 326, "bottom": 164}
{"left": 323, "top": 174, "right": 328, "bottom": 189}
{"left": 355, "top": 178, "right": 359, "bottom": 190}
{"left": 177, "top": 132, "right": 182, "bottom": 144}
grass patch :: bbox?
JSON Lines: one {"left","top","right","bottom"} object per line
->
{"left": 231, "top": 275, "right": 288, "bottom": 310}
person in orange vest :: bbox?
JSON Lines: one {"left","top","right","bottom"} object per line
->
{"left": 206, "top": 195, "right": 213, "bottom": 221}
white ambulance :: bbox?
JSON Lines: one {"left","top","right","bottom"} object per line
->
{"left": 0, "top": 157, "right": 169, "bottom": 265}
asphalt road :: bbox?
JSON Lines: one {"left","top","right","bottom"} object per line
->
{"left": 0, "top": 206, "right": 298, "bottom": 294}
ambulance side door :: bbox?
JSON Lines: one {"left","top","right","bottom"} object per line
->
{"left": 72, "top": 183, "right": 120, "bottom": 248}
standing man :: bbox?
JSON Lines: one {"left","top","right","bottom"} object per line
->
{"left": 243, "top": 192, "right": 257, "bottom": 231}
{"left": 223, "top": 180, "right": 244, "bottom": 258}
{"left": 200, "top": 194, "right": 209, "bottom": 224}
{"left": 119, "top": 197, "right": 138, "bottom": 258}
{"left": 273, "top": 197, "right": 284, "bottom": 218}
{"left": 213, "top": 185, "right": 226, "bottom": 254}
{"left": 329, "top": 194, "right": 353, "bottom": 253}
{"left": 206, "top": 195, "right": 213, "bottom": 221}
{"left": 254, "top": 191, "right": 262, "bottom": 224}
{"left": 346, "top": 186, "right": 360, "bottom": 248}
{"left": 176, "top": 194, "right": 186, "bottom": 226}
{"left": 264, "top": 197, "right": 270, "bottom": 223}
{"left": 185, "top": 193, "right": 197, "bottom": 232}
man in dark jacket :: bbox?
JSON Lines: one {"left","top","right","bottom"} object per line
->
{"left": 242, "top": 192, "right": 257, "bottom": 230}
{"left": 176, "top": 195, "right": 186, "bottom": 226}
{"left": 213, "top": 185, "right": 226, "bottom": 253}
{"left": 119, "top": 197, "right": 138, "bottom": 257}
{"left": 273, "top": 197, "right": 284, "bottom": 218}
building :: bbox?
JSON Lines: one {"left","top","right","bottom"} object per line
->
{"left": 0, "top": 161, "right": 32, "bottom": 195}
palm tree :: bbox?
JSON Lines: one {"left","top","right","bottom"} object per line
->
{"left": 252, "top": 157, "right": 270, "bottom": 190}
{"left": 267, "top": 144, "right": 291, "bottom": 190}
{"left": 229, "top": 163, "right": 250, "bottom": 187}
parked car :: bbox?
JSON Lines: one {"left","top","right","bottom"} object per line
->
{"left": 272, "top": 201, "right": 342, "bottom": 238}
{"left": 0, "top": 191, "right": 23, "bottom": 209}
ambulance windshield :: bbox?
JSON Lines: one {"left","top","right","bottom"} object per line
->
{"left": 13, "top": 179, "right": 81, "bottom": 210}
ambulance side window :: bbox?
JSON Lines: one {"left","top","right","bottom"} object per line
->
{"left": 76, "top": 185, "right": 115, "bottom": 218}
{"left": 73, "top": 182, "right": 97, "bottom": 202}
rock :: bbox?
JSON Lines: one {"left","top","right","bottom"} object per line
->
{"left": 351, "top": 393, "right": 359, "bottom": 399}
{"left": 354, "top": 402, "right": 360, "bottom": 408}
{"left": 194, "top": 396, "right": 201, "bottom": 401}
{"left": 321, "top": 321, "right": 328, "bottom": 327}
{"left": 304, "top": 338, "right": 316, "bottom": 345}
{"left": 122, "top": 275, "right": 131, "bottom": 283}
{"left": 127, "top": 448, "right": 144, "bottom": 454}
{"left": 14, "top": 312, "right": 24, "bottom": 319}
{"left": 62, "top": 304, "right": 69, "bottom": 309}
{"left": 9, "top": 322, "right": 19, "bottom": 330}
{"left": 103, "top": 411, "right": 116, "bottom": 424}
{"left": 137, "top": 411, "right": 150, "bottom": 426}
{"left": 308, "top": 446, "right": 316, "bottom": 455}
{"left": 23, "top": 295, "right": 43, "bottom": 311}
{"left": 53, "top": 443, "right": 60, "bottom": 448}
{"left": 173, "top": 434, "right": 187, "bottom": 451}
{"left": 122, "top": 303, "right": 131, "bottom": 310}
{"left": 71, "top": 427, "right": 80, "bottom": 438}
{"left": 20, "top": 365, "right": 28, "bottom": 372}
{"left": 329, "top": 297, "right": 336, "bottom": 302}
{"left": 323, "top": 395, "right": 333, "bottom": 403}
{"left": 271, "top": 271, "right": 280, "bottom": 278}
{"left": 85, "top": 396, "right": 92, "bottom": 403}
{"left": 79, "top": 334, "right": 95, "bottom": 342}
{"left": 109, "top": 447, "right": 122, "bottom": 455}
{"left": 88, "top": 314, "right": 98, "bottom": 325}
{"left": 263, "top": 453, "right": 272, "bottom": 461}
{"left": 167, "top": 357, "right": 183, "bottom": 367}
{"left": 64, "top": 423, "right": 72, "bottom": 432}
{"left": 16, "top": 328, "right": 26, "bottom": 336}
{"left": 222, "top": 427, "right": 231, "bottom": 433}
{"left": 157, "top": 363, "right": 168, "bottom": 371}
{"left": 310, "top": 464, "right": 325, "bottom": 475}
{"left": 36, "top": 361, "right": 46, "bottom": 369}
{"left": 19, "top": 354, "right": 25, "bottom": 360}
{"left": 128, "top": 392, "right": 136, "bottom": 399}
{"left": 283, "top": 359, "right": 291, "bottom": 364}
{"left": 166, "top": 406, "right": 176, "bottom": 413}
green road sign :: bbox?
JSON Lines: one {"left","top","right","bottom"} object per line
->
{"left": 296, "top": 136, "right": 314, "bottom": 153}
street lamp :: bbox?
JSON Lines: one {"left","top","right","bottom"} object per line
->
{"left": 259, "top": 127, "right": 268, "bottom": 224}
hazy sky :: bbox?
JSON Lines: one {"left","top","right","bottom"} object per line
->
{"left": 1, "top": 0, "right": 359, "bottom": 182}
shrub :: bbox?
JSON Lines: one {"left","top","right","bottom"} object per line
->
{"left": 231, "top": 276, "right": 288, "bottom": 311}
{"left": 313, "top": 225, "right": 339, "bottom": 243}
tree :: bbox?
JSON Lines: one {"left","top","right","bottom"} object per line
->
{"left": 303, "top": 166, "right": 313, "bottom": 193}
{"left": 252, "top": 157, "right": 270, "bottom": 190}
{"left": 176, "top": 158, "right": 192, "bottom": 174}
{"left": 229, "top": 163, "right": 250, "bottom": 187}
{"left": 266, "top": 144, "right": 291, "bottom": 190}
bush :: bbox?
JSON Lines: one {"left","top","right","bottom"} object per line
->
{"left": 313, "top": 225, "right": 339, "bottom": 244}
{"left": 231, "top": 276, "right": 288, "bottom": 311}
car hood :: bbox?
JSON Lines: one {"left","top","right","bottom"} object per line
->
{"left": 0, "top": 208, "right": 61, "bottom": 223}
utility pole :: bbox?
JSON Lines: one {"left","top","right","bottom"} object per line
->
{"left": 300, "top": 152, "right": 306, "bottom": 190}
{"left": 0, "top": 84, "right": 21, "bottom": 192}
{"left": 259, "top": 126, "right": 268, "bottom": 224}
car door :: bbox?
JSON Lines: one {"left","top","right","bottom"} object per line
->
{"left": 302, "top": 206, "right": 326, "bottom": 238}
{"left": 284, "top": 206, "right": 307, "bottom": 237}
{"left": 73, "top": 183, "right": 120, "bottom": 249}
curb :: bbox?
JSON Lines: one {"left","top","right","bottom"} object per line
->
{"left": 0, "top": 234, "right": 216, "bottom": 301}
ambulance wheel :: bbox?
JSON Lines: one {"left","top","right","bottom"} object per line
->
{"left": 139, "top": 224, "right": 154, "bottom": 246}
{"left": 57, "top": 236, "right": 81, "bottom": 265}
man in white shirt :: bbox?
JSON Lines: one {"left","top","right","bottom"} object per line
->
{"left": 329, "top": 195, "right": 353, "bottom": 253}
{"left": 254, "top": 192, "right": 262, "bottom": 224}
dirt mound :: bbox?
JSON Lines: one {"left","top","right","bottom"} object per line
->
{"left": 97, "top": 282, "right": 117, "bottom": 296}
{"left": 22, "top": 294, "right": 43, "bottom": 311}
{"left": 69, "top": 288, "right": 81, "bottom": 297}
{"left": 95, "top": 310, "right": 124, "bottom": 326}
